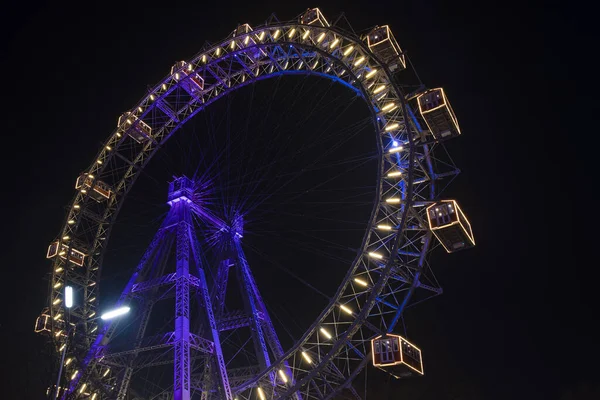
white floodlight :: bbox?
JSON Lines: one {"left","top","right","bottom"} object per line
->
{"left": 100, "top": 306, "right": 130, "bottom": 320}
{"left": 65, "top": 286, "right": 74, "bottom": 308}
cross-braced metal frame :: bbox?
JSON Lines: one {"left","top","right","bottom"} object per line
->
{"left": 41, "top": 9, "right": 463, "bottom": 400}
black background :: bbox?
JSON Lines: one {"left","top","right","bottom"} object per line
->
{"left": 1, "top": 0, "right": 596, "bottom": 399}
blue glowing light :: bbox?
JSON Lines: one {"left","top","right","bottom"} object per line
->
{"left": 392, "top": 140, "right": 399, "bottom": 147}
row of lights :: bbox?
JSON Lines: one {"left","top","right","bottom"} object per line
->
{"left": 249, "top": 300, "right": 357, "bottom": 396}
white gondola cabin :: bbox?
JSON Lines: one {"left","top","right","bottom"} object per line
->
{"left": 372, "top": 334, "right": 423, "bottom": 377}
{"left": 300, "top": 8, "right": 329, "bottom": 27}
{"left": 417, "top": 88, "right": 461, "bottom": 141}
{"left": 366, "top": 25, "right": 406, "bottom": 72}
{"left": 171, "top": 61, "right": 204, "bottom": 95}
{"left": 47, "top": 240, "right": 86, "bottom": 267}
{"left": 75, "top": 173, "right": 111, "bottom": 201}
{"left": 426, "top": 200, "right": 475, "bottom": 253}
{"left": 118, "top": 111, "right": 152, "bottom": 143}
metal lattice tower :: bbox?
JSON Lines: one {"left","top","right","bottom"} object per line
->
{"left": 77, "top": 177, "right": 300, "bottom": 400}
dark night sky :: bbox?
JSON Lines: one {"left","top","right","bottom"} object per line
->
{"left": 1, "top": 1, "right": 596, "bottom": 399}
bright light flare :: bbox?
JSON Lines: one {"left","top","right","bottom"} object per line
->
{"left": 65, "top": 286, "right": 73, "bottom": 308}
{"left": 100, "top": 306, "right": 130, "bottom": 320}
{"left": 343, "top": 45, "right": 354, "bottom": 56}
{"left": 339, "top": 304, "right": 353, "bottom": 315}
{"left": 278, "top": 369, "right": 288, "bottom": 383}
{"left": 257, "top": 387, "right": 266, "bottom": 400}
{"left": 354, "top": 56, "right": 365, "bottom": 66}
{"left": 368, "top": 252, "right": 383, "bottom": 259}
{"left": 385, "top": 123, "right": 399, "bottom": 131}
{"left": 302, "top": 351, "right": 312, "bottom": 364}
{"left": 381, "top": 102, "right": 396, "bottom": 111}
{"left": 320, "top": 327, "right": 332, "bottom": 339}
{"left": 365, "top": 69, "right": 377, "bottom": 78}
{"left": 354, "top": 277, "right": 369, "bottom": 286}
{"left": 373, "top": 85, "right": 386, "bottom": 94}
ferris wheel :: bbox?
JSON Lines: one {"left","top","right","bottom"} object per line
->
{"left": 36, "top": 7, "right": 476, "bottom": 400}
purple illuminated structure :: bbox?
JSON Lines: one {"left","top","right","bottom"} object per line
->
{"left": 68, "top": 177, "right": 297, "bottom": 400}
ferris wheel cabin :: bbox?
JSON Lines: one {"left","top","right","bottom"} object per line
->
{"left": 47, "top": 240, "right": 86, "bottom": 267}
{"left": 300, "top": 8, "right": 330, "bottom": 26}
{"left": 75, "top": 173, "right": 111, "bottom": 202}
{"left": 234, "top": 23, "right": 253, "bottom": 36}
{"left": 171, "top": 61, "right": 205, "bottom": 95}
{"left": 118, "top": 111, "right": 152, "bottom": 143}
{"left": 366, "top": 25, "right": 406, "bottom": 73}
{"left": 231, "top": 23, "right": 267, "bottom": 60}
{"left": 371, "top": 334, "right": 423, "bottom": 378}
{"left": 34, "top": 307, "right": 71, "bottom": 336}
{"left": 34, "top": 308, "right": 53, "bottom": 334}
{"left": 426, "top": 200, "right": 475, "bottom": 253}
{"left": 417, "top": 88, "right": 461, "bottom": 141}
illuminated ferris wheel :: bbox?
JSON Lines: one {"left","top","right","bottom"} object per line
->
{"left": 36, "top": 7, "right": 475, "bottom": 400}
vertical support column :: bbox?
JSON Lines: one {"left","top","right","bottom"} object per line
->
{"left": 212, "top": 258, "right": 232, "bottom": 318}
{"left": 234, "top": 240, "right": 273, "bottom": 381}
{"left": 235, "top": 240, "right": 302, "bottom": 400}
{"left": 189, "top": 228, "right": 233, "bottom": 400}
{"left": 174, "top": 205, "right": 191, "bottom": 400}
{"left": 68, "top": 217, "right": 175, "bottom": 397}
{"left": 197, "top": 266, "right": 234, "bottom": 400}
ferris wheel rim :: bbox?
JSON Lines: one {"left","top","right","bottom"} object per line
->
{"left": 47, "top": 19, "right": 425, "bottom": 400}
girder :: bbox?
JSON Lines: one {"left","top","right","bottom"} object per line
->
{"left": 217, "top": 310, "right": 252, "bottom": 331}
{"left": 131, "top": 272, "right": 201, "bottom": 294}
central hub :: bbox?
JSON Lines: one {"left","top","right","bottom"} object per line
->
{"left": 167, "top": 176, "right": 195, "bottom": 205}
{"left": 230, "top": 213, "right": 244, "bottom": 239}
